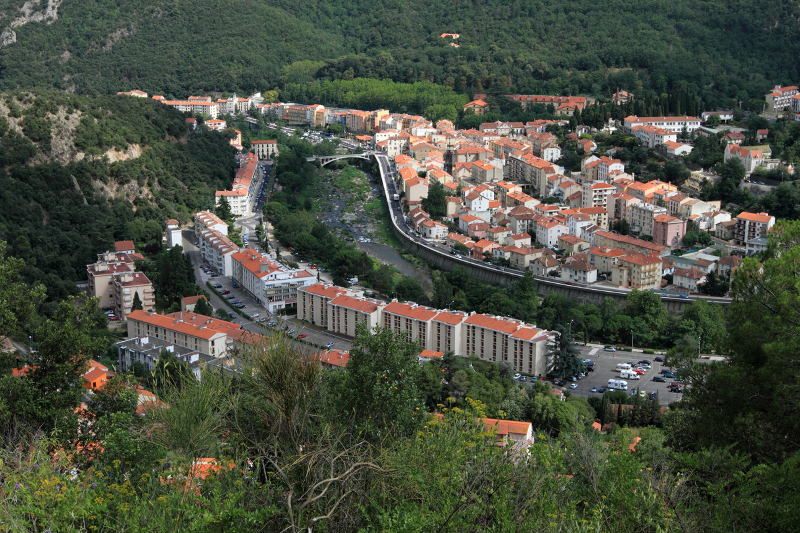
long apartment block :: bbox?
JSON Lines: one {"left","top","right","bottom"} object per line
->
{"left": 298, "top": 284, "right": 553, "bottom": 375}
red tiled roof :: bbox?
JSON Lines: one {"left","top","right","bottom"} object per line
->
{"left": 384, "top": 301, "right": 438, "bottom": 321}
{"left": 464, "top": 314, "right": 520, "bottom": 334}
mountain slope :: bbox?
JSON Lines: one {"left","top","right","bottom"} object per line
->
{"left": 0, "top": 90, "right": 236, "bottom": 301}
{"left": 0, "top": 1, "right": 798, "bottom": 105}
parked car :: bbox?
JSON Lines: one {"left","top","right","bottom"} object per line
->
{"left": 211, "top": 273, "right": 219, "bottom": 277}
{"left": 297, "top": 334, "right": 307, "bottom": 339}
{"left": 225, "top": 295, "right": 235, "bottom": 299}
{"left": 232, "top": 283, "right": 239, "bottom": 288}
{"left": 514, "top": 373, "right": 521, "bottom": 380}
{"left": 213, "top": 283, "right": 222, "bottom": 288}
{"left": 638, "top": 360, "right": 651, "bottom": 365}
{"left": 286, "top": 329, "right": 295, "bottom": 335}
{"left": 569, "top": 383, "right": 578, "bottom": 389}
{"left": 598, "top": 387, "right": 607, "bottom": 393}
{"left": 221, "top": 289, "right": 230, "bottom": 294}
{"left": 663, "top": 372, "right": 675, "bottom": 379}
{"left": 235, "top": 304, "right": 245, "bottom": 308}
{"left": 604, "top": 347, "right": 616, "bottom": 352}
{"left": 229, "top": 312, "right": 237, "bottom": 319}
{"left": 653, "top": 376, "right": 666, "bottom": 382}
{"left": 520, "top": 376, "right": 527, "bottom": 382}
{"left": 660, "top": 369, "right": 672, "bottom": 374}
{"left": 324, "top": 342, "right": 335, "bottom": 348}
{"left": 654, "top": 356, "right": 664, "bottom": 362}
{"left": 109, "top": 316, "right": 119, "bottom": 321}
{"left": 591, "top": 386, "right": 598, "bottom": 392}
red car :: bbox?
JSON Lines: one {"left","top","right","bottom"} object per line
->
{"left": 297, "top": 334, "right": 307, "bottom": 339}
{"left": 221, "top": 289, "right": 230, "bottom": 295}
{"left": 109, "top": 316, "right": 120, "bottom": 321}
{"left": 635, "top": 369, "right": 646, "bottom": 375}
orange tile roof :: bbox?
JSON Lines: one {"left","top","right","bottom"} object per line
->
{"left": 464, "top": 313, "right": 520, "bottom": 334}
{"left": 329, "top": 295, "right": 383, "bottom": 314}
{"left": 737, "top": 212, "right": 774, "bottom": 224}
{"left": 115, "top": 240, "right": 135, "bottom": 252}
{"left": 384, "top": 301, "right": 438, "bottom": 321}
{"left": 481, "top": 417, "right": 532, "bottom": 436}
{"left": 420, "top": 349, "right": 444, "bottom": 359}
{"left": 433, "top": 311, "right": 467, "bottom": 326}
{"left": 128, "top": 310, "right": 228, "bottom": 340}
{"left": 316, "top": 349, "right": 350, "bottom": 367}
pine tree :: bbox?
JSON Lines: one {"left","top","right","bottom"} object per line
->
{"left": 193, "top": 296, "right": 213, "bottom": 316}
{"left": 131, "top": 291, "right": 144, "bottom": 311}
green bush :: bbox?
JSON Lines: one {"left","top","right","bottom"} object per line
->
{"left": 643, "top": 349, "right": 655, "bottom": 354}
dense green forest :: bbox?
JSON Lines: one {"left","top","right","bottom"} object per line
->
{"left": 0, "top": 0, "right": 798, "bottom": 108}
{"left": 0, "top": 90, "right": 236, "bottom": 307}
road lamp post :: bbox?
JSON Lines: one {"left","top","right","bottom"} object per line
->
{"left": 569, "top": 319, "right": 574, "bottom": 338}
{"left": 631, "top": 330, "right": 634, "bottom": 352}
{"left": 698, "top": 335, "right": 701, "bottom": 358}
{"left": 447, "top": 300, "right": 454, "bottom": 312}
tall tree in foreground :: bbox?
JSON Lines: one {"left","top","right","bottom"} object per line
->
{"left": 665, "top": 220, "right": 800, "bottom": 463}
{"left": 546, "top": 325, "right": 584, "bottom": 379}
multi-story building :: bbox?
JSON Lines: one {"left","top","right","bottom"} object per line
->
{"left": 194, "top": 210, "right": 228, "bottom": 235}
{"left": 593, "top": 230, "right": 670, "bottom": 257}
{"left": 297, "top": 284, "right": 349, "bottom": 328}
{"left": 116, "top": 335, "right": 214, "bottom": 375}
{"left": 159, "top": 99, "right": 219, "bottom": 119}
{"left": 231, "top": 249, "right": 315, "bottom": 313}
{"left": 430, "top": 311, "right": 467, "bottom": 354}
{"left": 765, "top": 85, "right": 799, "bottom": 114}
{"left": 652, "top": 214, "right": 687, "bottom": 248}
{"left": 629, "top": 203, "right": 667, "bottom": 237}
{"left": 582, "top": 181, "right": 616, "bottom": 210}
{"left": 611, "top": 253, "right": 663, "bottom": 290}
{"left": 623, "top": 115, "right": 702, "bottom": 134}
{"left": 196, "top": 228, "right": 239, "bottom": 277}
{"left": 127, "top": 310, "right": 265, "bottom": 358}
{"left": 327, "top": 294, "right": 385, "bottom": 337}
{"left": 631, "top": 125, "right": 677, "bottom": 148}
{"left": 733, "top": 211, "right": 775, "bottom": 254}
{"left": 382, "top": 301, "right": 438, "bottom": 347}
{"left": 250, "top": 140, "right": 279, "bottom": 160}
{"left": 215, "top": 153, "right": 259, "bottom": 215}
{"left": 463, "top": 313, "right": 550, "bottom": 375}
{"left": 112, "top": 272, "right": 156, "bottom": 321}
{"left": 587, "top": 247, "right": 627, "bottom": 273}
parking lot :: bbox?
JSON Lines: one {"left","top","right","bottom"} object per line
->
{"left": 518, "top": 345, "right": 685, "bottom": 406}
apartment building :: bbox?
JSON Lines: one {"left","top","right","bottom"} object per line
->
{"left": 113, "top": 272, "right": 156, "bottom": 321}
{"left": 195, "top": 210, "right": 228, "bottom": 235}
{"left": 297, "top": 284, "right": 349, "bottom": 328}
{"left": 673, "top": 267, "right": 707, "bottom": 292}
{"left": 196, "top": 227, "right": 239, "bottom": 277}
{"left": 631, "top": 125, "right": 677, "bottom": 148}
{"left": 429, "top": 311, "right": 468, "bottom": 354}
{"left": 623, "top": 115, "right": 702, "bottom": 134}
{"left": 127, "top": 310, "right": 262, "bottom": 358}
{"left": 463, "top": 313, "right": 550, "bottom": 375}
{"left": 116, "top": 335, "right": 214, "bottom": 375}
{"left": 593, "top": 230, "right": 671, "bottom": 257}
{"left": 765, "top": 85, "right": 799, "bottom": 114}
{"left": 733, "top": 211, "right": 775, "bottom": 254}
{"left": 652, "top": 214, "right": 687, "bottom": 248}
{"left": 327, "top": 294, "right": 385, "bottom": 337}
{"left": 561, "top": 260, "right": 598, "bottom": 284}
{"left": 231, "top": 249, "right": 315, "bottom": 312}
{"left": 250, "top": 140, "right": 279, "bottom": 159}
{"left": 87, "top": 256, "right": 136, "bottom": 309}
{"left": 382, "top": 301, "right": 438, "bottom": 347}
{"left": 611, "top": 253, "right": 663, "bottom": 290}
{"left": 629, "top": 203, "right": 667, "bottom": 237}
{"left": 582, "top": 181, "right": 616, "bottom": 210}
{"left": 160, "top": 99, "right": 219, "bottom": 119}
{"left": 587, "top": 247, "right": 627, "bottom": 273}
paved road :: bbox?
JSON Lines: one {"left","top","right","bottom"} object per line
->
{"left": 528, "top": 344, "right": 686, "bottom": 407}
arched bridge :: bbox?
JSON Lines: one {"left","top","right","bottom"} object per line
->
{"left": 309, "top": 151, "right": 381, "bottom": 166}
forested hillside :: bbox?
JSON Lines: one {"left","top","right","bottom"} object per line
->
{"left": 0, "top": 0, "right": 798, "bottom": 106}
{"left": 0, "top": 90, "right": 236, "bottom": 305}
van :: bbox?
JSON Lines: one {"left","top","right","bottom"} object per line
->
{"left": 607, "top": 379, "right": 628, "bottom": 391}
{"left": 620, "top": 370, "right": 640, "bottom": 380}
{"left": 616, "top": 363, "right": 632, "bottom": 372}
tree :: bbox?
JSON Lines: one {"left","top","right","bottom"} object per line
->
{"left": 193, "top": 296, "right": 213, "bottom": 316}
{"left": 665, "top": 220, "right": 800, "bottom": 463}
{"left": 214, "top": 308, "right": 231, "bottom": 321}
{"left": 611, "top": 218, "right": 631, "bottom": 235}
{"left": 131, "top": 291, "right": 144, "bottom": 311}
{"left": 215, "top": 196, "right": 233, "bottom": 222}
{"left": 0, "top": 240, "right": 45, "bottom": 337}
{"left": 328, "top": 324, "right": 425, "bottom": 439}
{"left": 706, "top": 114, "right": 721, "bottom": 127}
{"left": 263, "top": 202, "right": 290, "bottom": 226}
{"left": 421, "top": 181, "right": 447, "bottom": 219}
{"left": 546, "top": 325, "right": 585, "bottom": 379}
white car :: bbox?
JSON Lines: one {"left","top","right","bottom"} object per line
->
{"left": 513, "top": 373, "right": 521, "bottom": 380}
{"left": 325, "top": 342, "right": 335, "bottom": 349}
{"left": 569, "top": 383, "right": 578, "bottom": 389}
